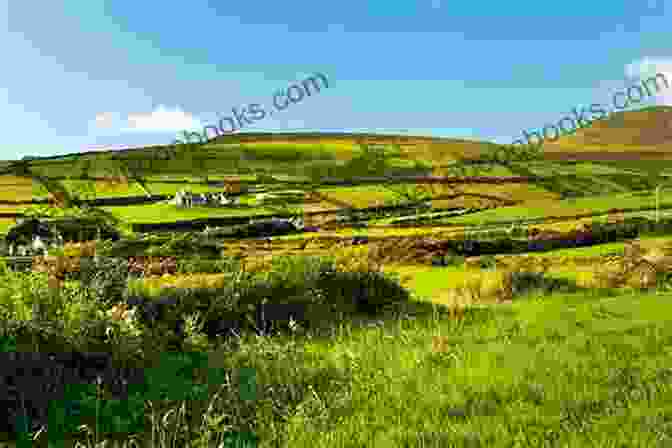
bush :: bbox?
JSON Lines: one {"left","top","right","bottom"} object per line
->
{"left": 490, "top": 238, "right": 517, "bottom": 253}
{"left": 266, "top": 255, "right": 333, "bottom": 288}
{"left": 80, "top": 256, "right": 129, "bottom": 309}
{"left": 0, "top": 304, "right": 149, "bottom": 440}
{"left": 3, "top": 250, "right": 412, "bottom": 443}
{"left": 509, "top": 226, "right": 526, "bottom": 238}
{"left": 124, "top": 256, "right": 337, "bottom": 343}
{"left": 124, "top": 290, "right": 189, "bottom": 351}
{"left": 446, "top": 253, "right": 466, "bottom": 267}
{"left": 316, "top": 270, "right": 410, "bottom": 316}
{"left": 432, "top": 253, "right": 465, "bottom": 267}
{"left": 509, "top": 271, "right": 548, "bottom": 296}
{"left": 478, "top": 255, "right": 497, "bottom": 270}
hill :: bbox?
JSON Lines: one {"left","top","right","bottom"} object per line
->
{"left": 541, "top": 105, "right": 672, "bottom": 160}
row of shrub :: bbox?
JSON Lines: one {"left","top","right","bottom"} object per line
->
{"left": 93, "top": 233, "right": 221, "bottom": 259}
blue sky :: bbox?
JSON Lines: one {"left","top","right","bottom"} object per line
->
{"left": 1, "top": 0, "right": 671, "bottom": 160}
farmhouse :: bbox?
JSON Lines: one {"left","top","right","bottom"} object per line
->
{"left": 174, "top": 189, "right": 240, "bottom": 208}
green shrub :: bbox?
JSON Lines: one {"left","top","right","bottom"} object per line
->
{"left": 128, "top": 254, "right": 409, "bottom": 341}
{"left": 445, "top": 253, "right": 465, "bottom": 267}
{"left": 510, "top": 271, "right": 547, "bottom": 296}
{"left": 125, "top": 256, "right": 333, "bottom": 343}
{"left": 266, "top": 255, "right": 332, "bottom": 288}
{"left": 316, "top": 270, "right": 410, "bottom": 315}
{"left": 479, "top": 255, "right": 497, "bottom": 270}
{"left": 432, "top": 253, "right": 465, "bottom": 267}
{"left": 80, "top": 256, "right": 129, "bottom": 309}
{"left": 509, "top": 271, "right": 577, "bottom": 298}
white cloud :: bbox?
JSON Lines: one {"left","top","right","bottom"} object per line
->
{"left": 625, "top": 57, "right": 672, "bottom": 105}
{"left": 121, "top": 105, "right": 203, "bottom": 132}
{"left": 94, "top": 112, "right": 117, "bottom": 129}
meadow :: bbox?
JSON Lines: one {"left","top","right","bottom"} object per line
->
{"left": 2, "top": 117, "right": 672, "bottom": 446}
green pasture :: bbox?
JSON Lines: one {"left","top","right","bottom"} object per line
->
{"left": 316, "top": 184, "right": 404, "bottom": 207}
{"left": 520, "top": 160, "right": 646, "bottom": 176}
{"left": 442, "top": 191, "right": 672, "bottom": 226}
{"left": 276, "top": 289, "right": 672, "bottom": 446}
{"left": 383, "top": 234, "right": 672, "bottom": 307}
{"left": 100, "top": 203, "right": 276, "bottom": 223}
{"left": 140, "top": 182, "right": 243, "bottom": 196}
{"left": 231, "top": 141, "right": 353, "bottom": 158}
{"left": 505, "top": 161, "right": 660, "bottom": 196}
{"left": 384, "top": 264, "right": 469, "bottom": 301}
{"left": 541, "top": 174, "right": 655, "bottom": 196}
{"left": 588, "top": 159, "right": 672, "bottom": 178}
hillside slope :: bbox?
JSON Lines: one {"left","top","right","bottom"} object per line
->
{"left": 541, "top": 105, "right": 672, "bottom": 159}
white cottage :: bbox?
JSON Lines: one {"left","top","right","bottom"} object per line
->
{"left": 175, "top": 189, "right": 237, "bottom": 208}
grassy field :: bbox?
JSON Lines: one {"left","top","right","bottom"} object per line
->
{"left": 100, "top": 203, "right": 278, "bottom": 223}
{"left": 4, "top": 119, "right": 672, "bottom": 444}
{"left": 268, "top": 289, "right": 672, "bottom": 446}
{"left": 80, "top": 171, "right": 663, "bottom": 228}
{"left": 599, "top": 159, "right": 672, "bottom": 178}
{"left": 8, "top": 235, "right": 672, "bottom": 447}
{"left": 441, "top": 190, "right": 672, "bottom": 226}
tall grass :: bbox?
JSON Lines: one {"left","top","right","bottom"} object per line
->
{"left": 2, "top": 248, "right": 672, "bottom": 446}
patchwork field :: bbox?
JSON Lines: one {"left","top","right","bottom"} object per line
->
{"left": 4, "top": 116, "right": 672, "bottom": 446}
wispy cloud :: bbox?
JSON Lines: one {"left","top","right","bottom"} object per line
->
{"left": 120, "top": 105, "right": 203, "bottom": 133}
{"left": 625, "top": 57, "right": 672, "bottom": 105}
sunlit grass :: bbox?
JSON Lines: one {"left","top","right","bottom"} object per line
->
{"left": 276, "top": 290, "right": 672, "bottom": 447}
{"left": 444, "top": 190, "right": 672, "bottom": 225}
{"left": 100, "top": 203, "right": 276, "bottom": 223}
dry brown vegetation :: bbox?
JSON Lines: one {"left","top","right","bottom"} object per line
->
{"left": 542, "top": 106, "right": 672, "bottom": 156}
